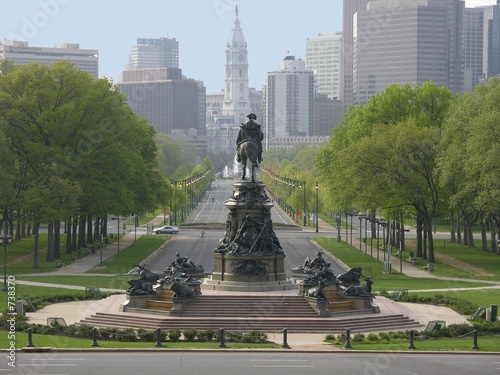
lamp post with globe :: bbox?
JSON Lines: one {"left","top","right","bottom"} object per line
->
{"left": 1, "top": 235, "right": 13, "bottom": 292}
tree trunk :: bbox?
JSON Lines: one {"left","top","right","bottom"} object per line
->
{"left": 65, "top": 219, "right": 72, "bottom": 254}
{"left": 78, "top": 216, "right": 86, "bottom": 249}
{"left": 450, "top": 211, "right": 456, "bottom": 243}
{"left": 54, "top": 220, "right": 61, "bottom": 259}
{"left": 33, "top": 222, "right": 40, "bottom": 269}
{"left": 93, "top": 217, "right": 100, "bottom": 242}
{"left": 416, "top": 214, "right": 423, "bottom": 257}
{"left": 423, "top": 220, "right": 427, "bottom": 260}
{"left": 425, "top": 217, "right": 435, "bottom": 263}
{"left": 87, "top": 215, "right": 93, "bottom": 245}
{"left": 456, "top": 212, "right": 462, "bottom": 244}
{"left": 15, "top": 208, "right": 21, "bottom": 241}
{"left": 71, "top": 220, "right": 77, "bottom": 252}
{"left": 480, "top": 213, "right": 488, "bottom": 251}
{"left": 46, "top": 222, "right": 54, "bottom": 262}
{"left": 492, "top": 218, "right": 499, "bottom": 255}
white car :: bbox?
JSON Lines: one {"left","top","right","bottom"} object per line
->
{"left": 154, "top": 226, "right": 179, "bottom": 234}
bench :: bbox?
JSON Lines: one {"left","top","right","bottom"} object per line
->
{"left": 390, "top": 288, "right": 408, "bottom": 301}
{"left": 423, "top": 264, "right": 434, "bottom": 272}
{"left": 424, "top": 320, "right": 445, "bottom": 332}
{"left": 47, "top": 317, "right": 67, "bottom": 328}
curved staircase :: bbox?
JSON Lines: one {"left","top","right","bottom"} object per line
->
{"left": 79, "top": 294, "right": 423, "bottom": 333}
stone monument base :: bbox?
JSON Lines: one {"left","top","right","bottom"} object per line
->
{"left": 211, "top": 253, "right": 287, "bottom": 282}
{"left": 202, "top": 276, "right": 297, "bottom": 292}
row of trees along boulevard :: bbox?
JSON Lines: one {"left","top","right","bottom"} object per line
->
{"left": 315, "top": 79, "right": 500, "bottom": 263}
{"left": 0, "top": 60, "right": 214, "bottom": 269}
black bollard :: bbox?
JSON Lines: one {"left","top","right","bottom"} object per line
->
{"left": 218, "top": 328, "right": 226, "bottom": 348}
{"left": 408, "top": 329, "right": 416, "bottom": 350}
{"left": 344, "top": 328, "right": 352, "bottom": 349}
{"left": 471, "top": 329, "right": 479, "bottom": 350}
{"left": 281, "top": 328, "right": 290, "bottom": 349}
{"left": 26, "top": 328, "right": 34, "bottom": 348}
{"left": 155, "top": 327, "right": 163, "bottom": 347}
{"left": 91, "top": 327, "right": 99, "bottom": 347}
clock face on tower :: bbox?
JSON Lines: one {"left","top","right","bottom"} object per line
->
{"left": 239, "top": 54, "right": 244, "bottom": 62}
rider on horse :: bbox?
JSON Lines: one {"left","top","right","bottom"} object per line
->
{"left": 236, "top": 113, "right": 263, "bottom": 163}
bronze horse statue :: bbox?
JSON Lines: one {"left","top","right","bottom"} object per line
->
{"left": 239, "top": 139, "right": 259, "bottom": 183}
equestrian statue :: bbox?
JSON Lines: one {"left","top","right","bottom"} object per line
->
{"left": 236, "top": 113, "right": 263, "bottom": 183}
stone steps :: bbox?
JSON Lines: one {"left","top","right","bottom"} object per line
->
{"left": 180, "top": 295, "right": 318, "bottom": 317}
{"left": 80, "top": 311, "right": 421, "bottom": 333}
{"left": 81, "top": 293, "right": 422, "bottom": 333}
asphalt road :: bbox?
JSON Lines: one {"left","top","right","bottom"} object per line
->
{"left": 148, "top": 178, "right": 346, "bottom": 276}
{"left": 11, "top": 352, "right": 500, "bottom": 375}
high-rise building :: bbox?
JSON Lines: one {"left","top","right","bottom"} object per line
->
{"left": 125, "top": 37, "right": 179, "bottom": 70}
{"left": 206, "top": 6, "right": 255, "bottom": 155}
{"left": 341, "top": 0, "right": 371, "bottom": 108}
{"left": 264, "top": 55, "right": 314, "bottom": 149}
{"left": 306, "top": 32, "right": 342, "bottom": 99}
{"left": 0, "top": 40, "right": 98, "bottom": 78}
{"left": 313, "top": 94, "right": 344, "bottom": 136}
{"left": 351, "top": 0, "right": 465, "bottom": 105}
{"left": 483, "top": 2, "right": 500, "bottom": 78}
{"left": 463, "top": 7, "right": 485, "bottom": 91}
{"left": 116, "top": 67, "right": 206, "bottom": 137}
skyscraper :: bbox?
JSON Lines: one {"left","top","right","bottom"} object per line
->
{"left": 463, "top": 7, "right": 485, "bottom": 91}
{"left": 264, "top": 55, "right": 315, "bottom": 148}
{"left": 483, "top": 2, "right": 500, "bottom": 78}
{"left": 125, "top": 37, "right": 179, "bottom": 70}
{"left": 341, "top": 0, "right": 371, "bottom": 108}
{"left": 306, "top": 32, "right": 342, "bottom": 100}
{"left": 116, "top": 67, "right": 204, "bottom": 136}
{"left": 0, "top": 40, "right": 98, "bottom": 78}
{"left": 351, "top": 0, "right": 465, "bottom": 105}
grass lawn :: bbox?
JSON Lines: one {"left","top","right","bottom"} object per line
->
{"left": 86, "top": 235, "right": 167, "bottom": 274}
{"left": 1, "top": 331, "right": 280, "bottom": 349}
{"left": 327, "top": 336, "right": 500, "bottom": 352}
{"left": 313, "top": 238, "right": 495, "bottom": 292}
{"left": 410, "top": 290, "right": 500, "bottom": 310}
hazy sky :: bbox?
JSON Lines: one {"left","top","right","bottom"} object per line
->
{"left": 2, "top": 0, "right": 496, "bottom": 93}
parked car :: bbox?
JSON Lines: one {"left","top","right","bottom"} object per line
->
{"left": 154, "top": 226, "right": 179, "bottom": 234}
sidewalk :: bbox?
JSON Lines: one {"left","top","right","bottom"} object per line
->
{"left": 16, "top": 209, "right": 489, "bottom": 350}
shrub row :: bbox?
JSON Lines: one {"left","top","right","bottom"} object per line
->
{"left": 325, "top": 321, "right": 500, "bottom": 344}
{"left": 0, "top": 315, "right": 269, "bottom": 344}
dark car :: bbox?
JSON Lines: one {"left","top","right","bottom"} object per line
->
{"left": 154, "top": 226, "right": 179, "bottom": 234}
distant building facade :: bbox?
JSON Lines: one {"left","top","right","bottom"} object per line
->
{"left": 463, "top": 7, "right": 485, "bottom": 91}
{"left": 263, "top": 55, "right": 314, "bottom": 150}
{"left": 125, "top": 37, "right": 179, "bottom": 70}
{"left": 313, "top": 93, "right": 343, "bottom": 136}
{"left": 306, "top": 32, "right": 342, "bottom": 100}
{"left": 341, "top": 0, "right": 371, "bottom": 108}
{"left": 351, "top": 0, "right": 465, "bottom": 105}
{"left": 0, "top": 40, "right": 98, "bottom": 78}
{"left": 483, "top": 3, "right": 500, "bottom": 79}
{"left": 116, "top": 67, "right": 206, "bottom": 137}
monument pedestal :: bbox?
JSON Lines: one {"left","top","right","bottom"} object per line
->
{"left": 206, "top": 179, "right": 297, "bottom": 291}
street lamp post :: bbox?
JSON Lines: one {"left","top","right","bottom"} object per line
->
{"left": 336, "top": 212, "right": 341, "bottom": 242}
{"left": 1, "top": 235, "right": 13, "bottom": 292}
{"left": 358, "top": 215, "right": 362, "bottom": 251}
{"left": 315, "top": 181, "right": 319, "bottom": 233}
{"left": 302, "top": 181, "right": 307, "bottom": 227}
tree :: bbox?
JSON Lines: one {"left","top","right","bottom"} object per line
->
{"left": 439, "top": 77, "right": 500, "bottom": 254}
{"left": 0, "top": 61, "right": 168, "bottom": 265}
{"left": 316, "top": 82, "right": 453, "bottom": 262}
